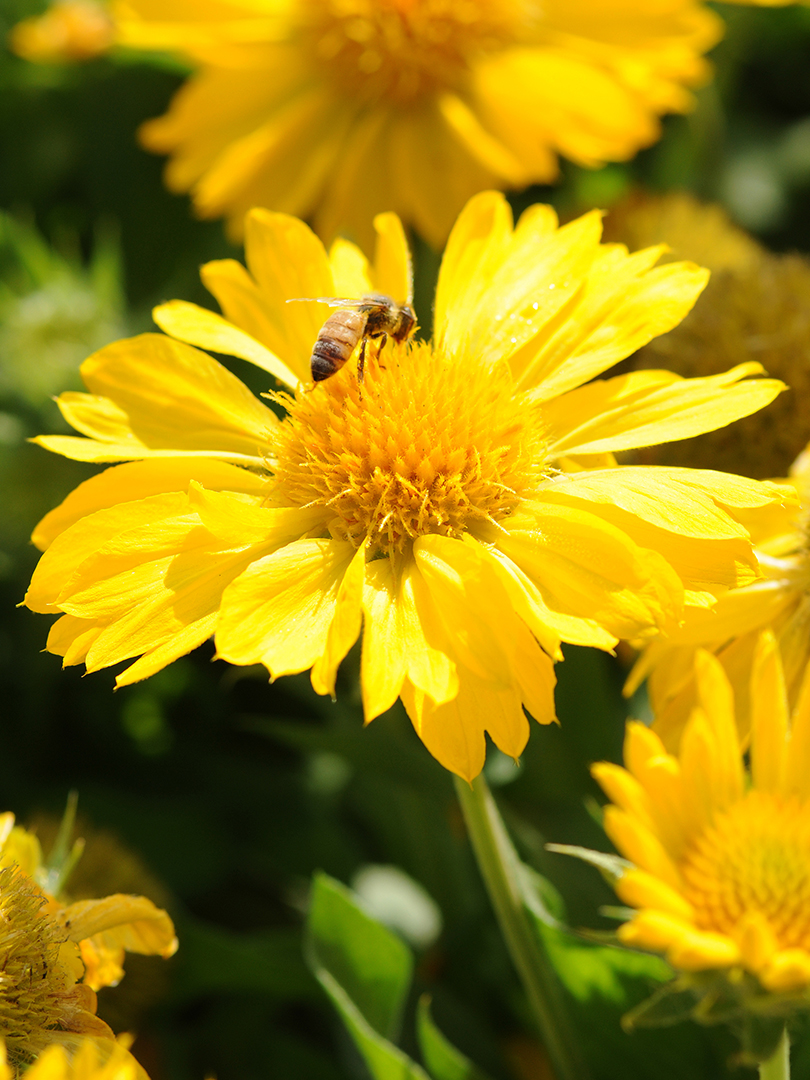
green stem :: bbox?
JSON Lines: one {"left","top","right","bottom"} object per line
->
{"left": 454, "top": 773, "right": 590, "bottom": 1080}
{"left": 760, "top": 1028, "right": 789, "bottom": 1080}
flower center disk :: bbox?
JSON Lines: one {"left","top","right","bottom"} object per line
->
{"left": 301, "top": 0, "right": 528, "bottom": 104}
{"left": 271, "top": 341, "right": 546, "bottom": 555}
{"left": 681, "top": 792, "right": 810, "bottom": 950}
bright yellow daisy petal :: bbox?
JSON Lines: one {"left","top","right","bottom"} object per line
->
{"left": 632, "top": 447, "right": 810, "bottom": 751}
{"left": 26, "top": 196, "right": 793, "bottom": 778}
{"left": 594, "top": 633, "right": 810, "bottom": 994}
{"left": 113, "top": 0, "right": 723, "bottom": 247}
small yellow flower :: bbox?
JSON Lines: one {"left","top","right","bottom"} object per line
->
{"left": 594, "top": 632, "right": 810, "bottom": 996}
{"left": 628, "top": 442, "right": 810, "bottom": 751}
{"left": 24, "top": 193, "right": 791, "bottom": 780}
{"left": 9, "top": 1, "right": 114, "bottom": 64}
{"left": 113, "top": 0, "right": 725, "bottom": 248}
{"left": 0, "top": 1038, "right": 148, "bottom": 1080}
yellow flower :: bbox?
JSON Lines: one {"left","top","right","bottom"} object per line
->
{"left": 0, "top": 1038, "right": 148, "bottom": 1080}
{"left": 0, "top": 812, "right": 177, "bottom": 1009}
{"left": 594, "top": 632, "right": 810, "bottom": 997}
{"left": 9, "top": 1, "right": 114, "bottom": 64}
{"left": 24, "top": 193, "right": 791, "bottom": 780}
{"left": 113, "top": 0, "right": 724, "bottom": 248}
{"left": 628, "top": 442, "right": 810, "bottom": 751}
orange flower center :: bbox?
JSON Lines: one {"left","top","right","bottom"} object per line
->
{"left": 270, "top": 340, "right": 546, "bottom": 555}
{"left": 681, "top": 792, "right": 810, "bottom": 950}
{"left": 299, "top": 0, "right": 530, "bottom": 104}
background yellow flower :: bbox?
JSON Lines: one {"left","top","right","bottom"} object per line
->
{"left": 23, "top": 194, "right": 790, "bottom": 778}
{"left": 114, "top": 0, "right": 723, "bottom": 249}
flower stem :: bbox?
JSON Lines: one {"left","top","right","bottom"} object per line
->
{"left": 454, "top": 773, "right": 590, "bottom": 1080}
{"left": 760, "top": 1028, "right": 790, "bottom": 1080}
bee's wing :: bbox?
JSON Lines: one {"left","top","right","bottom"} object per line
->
{"left": 286, "top": 297, "right": 365, "bottom": 308}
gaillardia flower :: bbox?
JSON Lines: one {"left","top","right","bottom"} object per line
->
{"left": 627, "top": 443, "right": 810, "bottom": 752}
{"left": 594, "top": 633, "right": 810, "bottom": 999}
{"left": 0, "top": 810, "right": 176, "bottom": 1065}
{"left": 114, "top": 0, "right": 724, "bottom": 247}
{"left": 25, "top": 193, "right": 790, "bottom": 779}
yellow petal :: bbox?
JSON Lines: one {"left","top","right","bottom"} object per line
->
{"left": 615, "top": 869, "right": 695, "bottom": 922}
{"left": 370, "top": 211, "right": 412, "bottom": 305}
{"left": 152, "top": 300, "right": 301, "bottom": 388}
{"left": 544, "top": 364, "right": 784, "bottom": 457}
{"left": 666, "top": 930, "right": 740, "bottom": 970}
{"left": 591, "top": 762, "right": 653, "bottom": 828}
{"left": 784, "top": 655, "right": 810, "bottom": 799}
{"left": 25, "top": 493, "right": 189, "bottom": 614}
{"left": 485, "top": 539, "right": 613, "bottom": 653}
{"left": 328, "top": 237, "right": 371, "bottom": 299}
{"left": 31, "top": 459, "right": 269, "bottom": 551}
{"left": 509, "top": 246, "right": 708, "bottom": 399}
{"left": 498, "top": 499, "right": 682, "bottom": 641}
{"left": 60, "top": 333, "right": 275, "bottom": 462}
{"left": 750, "top": 630, "right": 788, "bottom": 794}
{"left": 47, "top": 614, "right": 103, "bottom": 667}
{"left": 617, "top": 910, "right": 693, "bottom": 953}
{"left": 311, "top": 540, "right": 366, "bottom": 698}
{"left": 401, "top": 668, "right": 528, "bottom": 782}
{"left": 735, "top": 911, "right": 779, "bottom": 975}
{"left": 434, "top": 191, "right": 514, "bottom": 357}
{"left": 603, "top": 807, "right": 682, "bottom": 891}
{"left": 215, "top": 539, "right": 355, "bottom": 677}
{"left": 760, "top": 949, "right": 810, "bottom": 992}
{"left": 58, "top": 895, "right": 177, "bottom": 957}
{"left": 360, "top": 558, "right": 409, "bottom": 722}
{"left": 693, "top": 651, "right": 744, "bottom": 807}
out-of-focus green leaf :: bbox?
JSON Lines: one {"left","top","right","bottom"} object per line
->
{"left": 306, "top": 872, "right": 413, "bottom": 1042}
{"left": 318, "top": 969, "right": 430, "bottom": 1080}
{"left": 416, "top": 996, "right": 492, "bottom": 1080}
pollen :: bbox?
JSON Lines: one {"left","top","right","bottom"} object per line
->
{"left": 300, "top": 0, "right": 529, "bottom": 104}
{"left": 270, "top": 341, "right": 547, "bottom": 555}
{"left": 681, "top": 792, "right": 810, "bottom": 951}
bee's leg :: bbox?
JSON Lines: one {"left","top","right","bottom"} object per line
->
{"left": 376, "top": 333, "right": 389, "bottom": 369}
{"left": 357, "top": 338, "right": 367, "bottom": 383}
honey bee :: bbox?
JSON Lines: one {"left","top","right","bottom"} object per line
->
{"left": 289, "top": 292, "right": 417, "bottom": 383}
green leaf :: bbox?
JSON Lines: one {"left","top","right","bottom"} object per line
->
{"left": 317, "top": 969, "right": 430, "bottom": 1080}
{"left": 416, "top": 996, "right": 492, "bottom": 1080}
{"left": 306, "top": 872, "right": 413, "bottom": 1042}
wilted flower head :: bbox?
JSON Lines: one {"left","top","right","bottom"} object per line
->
{"left": 0, "top": 810, "right": 176, "bottom": 1066}
{"left": 114, "top": 0, "right": 724, "bottom": 248}
{"left": 23, "top": 192, "right": 791, "bottom": 779}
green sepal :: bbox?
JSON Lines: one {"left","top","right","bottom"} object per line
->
{"left": 621, "top": 977, "right": 699, "bottom": 1030}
